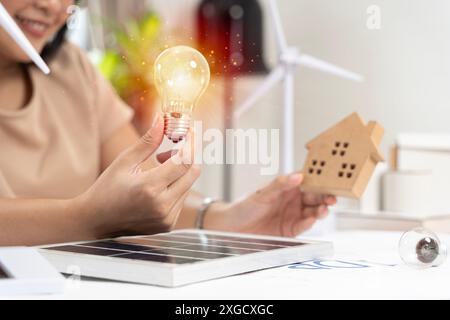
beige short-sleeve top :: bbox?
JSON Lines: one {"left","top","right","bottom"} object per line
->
{"left": 0, "top": 42, "right": 133, "bottom": 199}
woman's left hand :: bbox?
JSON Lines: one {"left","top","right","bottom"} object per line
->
{"left": 206, "top": 173, "right": 337, "bottom": 237}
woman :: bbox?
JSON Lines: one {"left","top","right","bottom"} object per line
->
{"left": 0, "top": 0, "right": 336, "bottom": 246}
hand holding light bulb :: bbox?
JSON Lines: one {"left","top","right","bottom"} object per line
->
{"left": 76, "top": 115, "right": 201, "bottom": 239}
{"left": 154, "top": 46, "right": 210, "bottom": 143}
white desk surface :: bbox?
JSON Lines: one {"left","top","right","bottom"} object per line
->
{"left": 5, "top": 230, "right": 450, "bottom": 300}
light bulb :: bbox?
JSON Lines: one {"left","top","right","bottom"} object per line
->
{"left": 398, "top": 227, "right": 447, "bottom": 269}
{"left": 154, "top": 46, "right": 210, "bottom": 143}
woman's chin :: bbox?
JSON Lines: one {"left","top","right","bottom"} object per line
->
{"left": 12, "top": 47, "right": 45, "bottom": 64}
{"left": 0, "top": 31, "right": 47, "bottom": 64}
{"left": 15, "top": 54, "right": 33, "bottom": 64}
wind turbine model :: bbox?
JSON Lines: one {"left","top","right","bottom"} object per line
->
{"left": 234, "top": 0, "right": 363, "bottom": 174}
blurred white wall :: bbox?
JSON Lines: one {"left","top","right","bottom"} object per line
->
{"left": 192, "top": 0, "right": 450, "bottom": 203}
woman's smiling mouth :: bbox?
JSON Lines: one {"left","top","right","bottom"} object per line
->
{"left": 15, "top": 15, "right": 51, "bottom": 38}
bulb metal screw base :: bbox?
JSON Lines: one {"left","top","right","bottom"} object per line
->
{"left": 164, "top": 112, "right": 191, "bottom": 143}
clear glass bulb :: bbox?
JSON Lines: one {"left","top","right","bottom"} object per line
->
{"left": 154, "top": 46, "right": 210, "bottom": 143}
{"left": 399, "top": 227, "right": 447, "bottom": 269}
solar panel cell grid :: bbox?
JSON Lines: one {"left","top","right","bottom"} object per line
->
{"left": 116, "top": 253, "right": 200, "bottom": 264}
{"left": 45, "top": 232, "right": 309, "bottom": 265}
{"left": 170, "top": 232, "right": 304, "bottom": 247}
{"left": 139, "top": 235, "right": 286, "bottom": 251}
{"left": 48, "top": 245, "right": 123, "bottom": 256}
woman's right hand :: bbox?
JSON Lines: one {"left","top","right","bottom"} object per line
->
{"left": 76, "top": 114, "right": 200, "bottom": 239}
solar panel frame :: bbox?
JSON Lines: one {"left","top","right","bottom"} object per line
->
{"left": 39, "top": 229, "right": 333, "bottom": 287}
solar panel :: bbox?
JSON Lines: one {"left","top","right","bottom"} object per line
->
{"left": 39, "top": 229, "right": 333, "bottom": 287}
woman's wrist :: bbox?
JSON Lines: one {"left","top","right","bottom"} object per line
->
{"left": 68, "top": 193, "right": 99, "bottom": 240}
{"left": 202, "top": 201, "right": 235, "bottom": 232}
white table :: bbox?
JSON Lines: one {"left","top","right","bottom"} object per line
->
{"left": 5, "top": 230, "right": 450, "bottom": 300}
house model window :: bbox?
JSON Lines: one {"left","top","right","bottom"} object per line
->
{"left": 301, "top": 112, "right": 384, "bottom": 198}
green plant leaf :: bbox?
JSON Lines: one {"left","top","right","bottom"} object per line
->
{"left": 139, "top": 13, "right": 161, "bottom": 41}
{"left": 99, "top": 51, "right": 120, "bottom": 79}
{"left": 97, "top": 10, "right": 166, "bottom": 100}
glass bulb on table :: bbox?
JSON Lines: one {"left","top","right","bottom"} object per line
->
{"left": 399, "top": 227, "right": 447, "bottom": 268}
{"left": 154, "top": 46, "right": 210, "bottom": 143}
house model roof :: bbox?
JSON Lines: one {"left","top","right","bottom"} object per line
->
{"left": 306, "top": 113, "right": 384, "bottom": 161}
{"left": 301, "top": 112, "right": 384, "bottom": 198}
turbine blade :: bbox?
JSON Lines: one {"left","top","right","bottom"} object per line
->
{"left": 234, "top": 66, "right": 285, "bottom": 119}
{"left": 268, "top": 0, "right": 288, "bottom": 52}
{"left": 296, "top": 54, "right": 363, "bottom": 82}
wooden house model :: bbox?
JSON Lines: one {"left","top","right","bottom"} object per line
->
{"left": 301, "top": 112, "right": 384, "bottom": 198}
